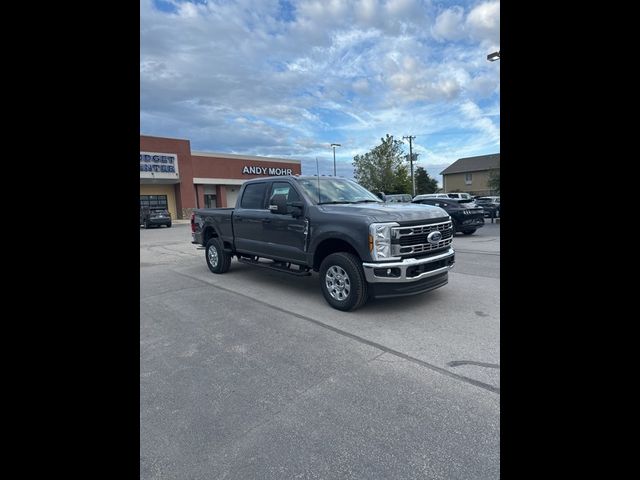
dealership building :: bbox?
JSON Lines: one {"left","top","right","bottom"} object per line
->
{"left": 140, "top": 135, "right": 302, "bottom": 219}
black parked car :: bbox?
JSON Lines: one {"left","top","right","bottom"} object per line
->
{"left": 475, "top": 196, "right": 500, "bottom": 217}
{"left": 140, "top": 207, "right": 172, "bottom": 228}
{"left": 413, "top": 198, "right": 484, "bottom": 235}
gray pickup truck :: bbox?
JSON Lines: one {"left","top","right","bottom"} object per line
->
{"left": 191, "top": 176, "right": 455, "bottom": 311}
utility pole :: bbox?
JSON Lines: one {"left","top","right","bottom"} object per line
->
{"left": 403, "top": 135, "right": 416, "bottom": 197}
{"left": 330, "top": 143, "right": 341, "bottom": 176}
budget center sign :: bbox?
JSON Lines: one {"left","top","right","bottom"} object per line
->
{"left": 140, "top": 152, "right": 180, "bottom": 180}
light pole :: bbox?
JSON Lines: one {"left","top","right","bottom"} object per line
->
{"left": 487, "top": 51, "right": 500, "bottom": 61}
{"left": 331, "top": 143, "right": 341, "bottom": 176}
{"left": 487, "top": 50, "right": 500, "bottom": 223}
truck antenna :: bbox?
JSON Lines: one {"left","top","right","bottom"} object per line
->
{"left": 316, "top": 157, "right": 321, "bottom": 203}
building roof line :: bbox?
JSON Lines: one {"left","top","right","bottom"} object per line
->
{"left": 140, "top": 134, "right": 190, "bottom": 142}
{"left": 192, "top": 151, "right": 301, "bottom": 164}
{"left": 440, "top": 153, "right": 500, "bottom": 175}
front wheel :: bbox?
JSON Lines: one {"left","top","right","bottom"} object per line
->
{"left": 462, "top": 229, "right": 476, "bottom": 235}
{"left": 205, "top": 238, "right": 231, "bottom": 273}
{"left": 319, "top": 252, "right": 368, "bottom": 311}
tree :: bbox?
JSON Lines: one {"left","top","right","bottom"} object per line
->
{"left": 488, "top": 168, "right": 500, "bottom": 194}
{"left": 393, "top": 163, "right": 412, "bottom": 194}
{"left": 353, "top": 134, "right": 410, "bottom": 194}
{"left": 414, "top": 166, "right": 438, "bottom": 195}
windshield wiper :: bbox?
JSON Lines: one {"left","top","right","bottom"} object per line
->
{"left": 317, "top": 201, "right": 355, "bottom": 205}
{"left": 353, "top": 199, "right": 381, "bottom": 203}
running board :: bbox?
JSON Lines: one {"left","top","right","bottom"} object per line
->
{"left": 237, "top": 258, "right": 311, "bottom": 276}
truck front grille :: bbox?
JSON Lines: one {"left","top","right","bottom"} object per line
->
{"left": 392, "top": 220, "right": 454, "bottom": 256}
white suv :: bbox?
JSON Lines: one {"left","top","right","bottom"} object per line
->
{"left": 446, "top": 192, "right": 473, "bottom": 200}
{"left": 413, "top": 193, "right": 451, "bottom": 201}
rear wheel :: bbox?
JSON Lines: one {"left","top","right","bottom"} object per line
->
{"left": 319, "top": 252, "right": 368, "bottom": 311}
{"left": 166, "top": 222, "right": 172, "bottom": 228}
{"left": 205, "top": 237, "right": 231, "bottom": 274}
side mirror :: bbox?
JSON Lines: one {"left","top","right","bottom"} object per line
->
{"left": 269, "top": 194, "right": 288, "bottom": 215}
{"left": 290, "top": 201, "right": 304, "bottom": 218}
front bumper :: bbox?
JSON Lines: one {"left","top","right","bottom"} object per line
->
{"left": 367, "top": 272, "right": 449, "bottom": 299}
{"left": 362, "top": 247, "right": 455, "bottom": 284}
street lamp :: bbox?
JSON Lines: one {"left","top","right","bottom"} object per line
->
{"left": 330, "top": 143, "right": 341, "bottom": 176}
{"left": 487, "top": 51, "right": 500, "bottom": 62}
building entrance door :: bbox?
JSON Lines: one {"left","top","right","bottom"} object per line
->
{"left": 204, "top": 194, "right": 217, "bottom": 208}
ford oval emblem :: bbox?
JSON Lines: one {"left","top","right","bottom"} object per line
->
{"left": 427, "top": 231, "right": 442, "bottom": 244}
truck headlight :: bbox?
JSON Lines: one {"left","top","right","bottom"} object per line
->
{"left": 369, "top": 222, "right": 400, "bottom": 261}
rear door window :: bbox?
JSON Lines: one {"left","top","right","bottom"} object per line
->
{"left": 240, "top": 183, "right": 267, "bottom": 209}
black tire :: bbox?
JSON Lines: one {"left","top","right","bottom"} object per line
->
{"left": 319, "top": 252, "right": 368, "bottom": 311}
{"left": 462, "top": 229, "right": 476, "bottom": 235}
{"left": 205, "top": 237, "right": 231, "bottom": 274}
{"left": 144, "top": 220, "right": 150, "bottom": 229}
{"left": 450, "top": 220, "right": 457, "bottom": 236}
{"left": 166, "top": 222, "right": 172, "bottom": 228}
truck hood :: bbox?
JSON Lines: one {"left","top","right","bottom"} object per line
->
{"left": 317, "top": 202, "right": 449, "bottom": 223}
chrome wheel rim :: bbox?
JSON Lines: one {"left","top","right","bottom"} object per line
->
{"left": 325, "top": 265, "right": 351, "bottom": 301}
{"left": 208, "top": 245, "right": 219, "bottom": 268}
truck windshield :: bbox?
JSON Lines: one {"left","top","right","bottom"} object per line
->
{"left": 296, "top": 177, "right": 382, "bottom": 205}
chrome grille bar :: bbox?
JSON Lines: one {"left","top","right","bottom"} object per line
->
{"left": 393, "top": 220, "right": 452, "bottom": 238}
{"left": 392, "top": 220, "right": 454, "bottom": 256}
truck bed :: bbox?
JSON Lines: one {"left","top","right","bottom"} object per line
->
{"left": 193, "top": 208, "right": 235, "bottom": 247}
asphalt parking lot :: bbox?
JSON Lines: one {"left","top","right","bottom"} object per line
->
{"left": 140, "top": 221, "right": 500, "bottom": 479}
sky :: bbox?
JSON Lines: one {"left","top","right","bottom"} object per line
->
{"left": 140, "top": 0, "right": 499, "bottom": 186}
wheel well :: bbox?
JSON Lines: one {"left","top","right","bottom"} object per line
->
{"left": 313, "top": 239, "right": 360, "bottom": 271}
{"left": 203, "top": 226, "right": 218, "bottom": 244}
{"left": 203, "top": 227, "right": 233, "bottom": 250}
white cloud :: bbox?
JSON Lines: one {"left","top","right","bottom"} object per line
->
{"left": 459, "top": 100, "right": 500, "bottom": 143}
{"left": 177, "top": 1, "right": 200, "bottom": 18}
{"left": 467, "top": 74, "right": 499, "bottom": 97}
{"left": 385, "top": 0, "right": 419, "bottom": 16}
{"left": 352, "top": 78, "right": 370, "bottom": 93}
{"left": 466, "top": 1, "right": 500, "bottom": 45}
{"left": 355, "top": 0, "right": 379, "bottom": 25}
{"left": 432, "top": 6, "right": 465, "bottom": 41}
